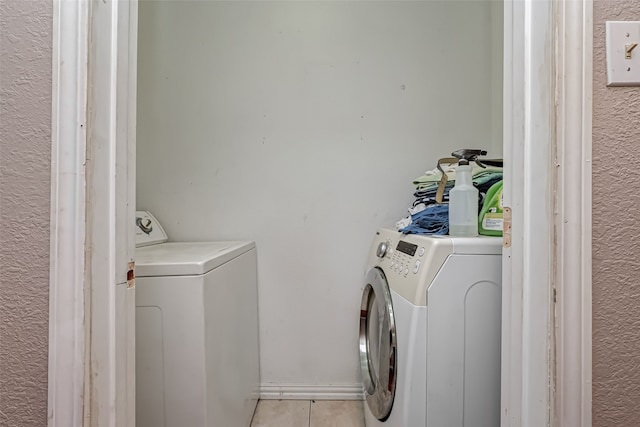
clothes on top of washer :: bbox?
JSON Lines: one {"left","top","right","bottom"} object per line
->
{"left": 472, "top": 173, "right": 504, "bottom": 208}
{"left": 396, "top": 164, "right": 503, "bottom": 235}
{"left": 411, "top": 174, "right": 501, "bottom": 211}
{"left": 413, "top": 183, "right": 452, "bottom": 206}
{"left": 398, "top": 204, "right": 449, "bottom": 235}
{"left": 412, "top": 161, "right": 504, "bottom": 190}
{"left": 413, "top": 169, "right": 504, "bottom": 195}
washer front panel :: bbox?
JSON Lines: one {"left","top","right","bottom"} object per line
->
{"left": 359, "top": 267, "right": 397, "bottom": 421}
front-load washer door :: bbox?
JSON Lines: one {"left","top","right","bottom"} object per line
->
{"left": 359, "top": 267, "right": 397, "bottom": 421}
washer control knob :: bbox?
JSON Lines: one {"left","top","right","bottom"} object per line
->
{"left": 376, "top": 241, "right": 389, "bottom": 258}
{"left": 418, "top": 247, "right": 425, "bottom": 257}
{"left": 136, "top": 217, "right": 153, "bottom": 235}
{"left": 413, "top": 260, "right": 421, "bottom": 274}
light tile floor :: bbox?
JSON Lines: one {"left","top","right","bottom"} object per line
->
{"left": 251, "top": 399, "right": 365, "bottom": 427}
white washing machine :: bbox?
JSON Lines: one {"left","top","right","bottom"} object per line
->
{"left": 359, "top": 228, "right": 502, "bottom": 427}
{"left": 134, "top": 211, "right": 259, "bottom": 427}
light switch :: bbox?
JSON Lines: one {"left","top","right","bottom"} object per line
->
{"left": 606, "top": 21, "right": 640, "bottom": 86}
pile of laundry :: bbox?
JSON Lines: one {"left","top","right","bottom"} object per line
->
{"left": 396, "top": 161, "right": 503, "bottom": 235}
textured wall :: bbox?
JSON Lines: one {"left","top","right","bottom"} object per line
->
{"left": 592, "top": 1, "right": 640, "bottom": 425}
{"left": 0, "top": 0, "right": 53, "bottom": 425}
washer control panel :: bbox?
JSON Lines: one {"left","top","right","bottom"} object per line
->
{"left": 135, "top": 211, "right": 168, "bottom": 247}
{"left": 380, "top": 237, "right": 425, "bottom": 278}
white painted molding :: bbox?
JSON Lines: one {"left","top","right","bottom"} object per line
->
{"left": 260, "top": 384, "right": 363, "bottom": 401}
{"left": 501, "top": 0, "right": 555, "bottom": 425}
{"left": 84, "top": 0, "right": 137, "bottom": 425}
{"left": 47, "top": 1, "right": 89, "bottom": 426}
{"left": 554, "top": 0, "right": 593, "bottom": 426}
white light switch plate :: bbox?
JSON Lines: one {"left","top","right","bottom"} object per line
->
{"left": 606, "top": 21, "right": 640, "bottom": 86}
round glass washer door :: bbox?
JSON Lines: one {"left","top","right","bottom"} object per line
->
{"left": 359, "top": 267, "right": 397, "bottom": 421}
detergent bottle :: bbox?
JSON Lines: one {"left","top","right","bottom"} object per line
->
{"left": 478, "top": 180, "right": 504, "bottom": 236}
{"left": 448, "top": 158, "right": 479, "bottom": 236}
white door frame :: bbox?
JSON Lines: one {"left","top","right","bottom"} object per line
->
{"left": 48, "top": 0, "right": 89, "bottom": 424}
{"left": 48, "top": 0, "right": 137, "bottom": 426}
{"left": 501, "top": 1, "right": 593, "bottom": 425}
{"left": 47, "top": 1, "right": 592, "bottom": 426}
{"left": 501, "top": 0, "right": 555, "bottom": 423}
{"left": 554, "top": 1, "right": 593, "bottom": 425}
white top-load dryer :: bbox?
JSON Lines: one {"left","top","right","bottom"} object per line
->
{"left": 360, "top": 228, "right": 502, "bottom": 427}
{"left": 135, "top": 211, "right": 259, "bottom": 427}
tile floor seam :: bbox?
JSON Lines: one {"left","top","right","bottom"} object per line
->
{"left": 250, "top": 398, "right": 364, "bottom": 427}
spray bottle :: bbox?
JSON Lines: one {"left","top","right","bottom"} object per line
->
{"left": 448, "top": 149, "right": 486, "bottom": 236}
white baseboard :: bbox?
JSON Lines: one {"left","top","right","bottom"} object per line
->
{"left": 259, "top": 383, "right": 363, "bottom": 401}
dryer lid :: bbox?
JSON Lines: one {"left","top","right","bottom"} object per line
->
{"left": 135, "top": 241, "right": 255, "bottom": 277}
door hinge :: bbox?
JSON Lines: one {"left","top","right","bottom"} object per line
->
{"left": 503, "top": 206, "right": 512, "bottom": 248}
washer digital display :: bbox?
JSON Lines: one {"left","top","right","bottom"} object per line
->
{"left": 396, "top": 241, "right": 417, "bottom": 256}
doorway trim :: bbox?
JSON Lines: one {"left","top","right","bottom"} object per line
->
{"left": 501, "top": 0, "right": 593, "bottom": 426}
{"left": 48, "top": 0, "right": 593, "bottom": 425}
{"left": 554, "top": 1, "right": 593, "bottom": 425}
{"left": 47, "top": 0, "right": 89, "bottom": 425}
{"left": 501, "top": 0, "right": 556, "bottom": 424}
{"left": 48, "top": 0, "right": 137, "bottom": 426}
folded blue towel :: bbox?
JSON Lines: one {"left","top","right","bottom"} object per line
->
{"left": 400, "top": 204, "right": 449, "bottom": 235}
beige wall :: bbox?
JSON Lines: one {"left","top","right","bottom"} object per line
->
{"left": 0, "top": 0, "right": 52, "bottom": 425}
{"left": 592, "top": 1, "right": 640, "bottom": 425}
